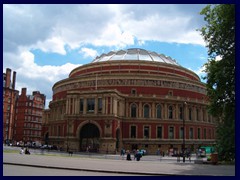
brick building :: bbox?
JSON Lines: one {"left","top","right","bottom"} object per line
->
{"left": 3, "top": 68, "right": 19, "bottom": 144}
{"left": 43, "top": 48, "right": 216, "bottom": 154}
{"left": 14, "top": 88, "right": 46, "bottom": 146}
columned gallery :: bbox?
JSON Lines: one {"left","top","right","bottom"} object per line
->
{"left": 42, "top": 48, "right": 216, "bottom": 154}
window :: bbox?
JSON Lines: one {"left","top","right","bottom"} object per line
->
{"left": 209, "top": 129, "right": 212, "bottom": 139}
{"left": 169, "top": 127, "right": 174, "bottom": 139}
{"left": 131, "top": 89, "right": 136, "bottom": 95}
{"left": 157, "top": 126, "right": 162, "bottom": 139}
{"left": 131, "top": 126, "right": 136, "bottom": 138}
{"left": 189, "top": 128, "right": 193, "bottom": 139}
{"left": 196, "top": 109, "right": 199, "bottom": 121}
{"left": 144, "top": 104, "right": 150, "bottom": 118}
{"left": 79, "top": 99, "right": 84, "bottom": 112}
{"left": 58, "top": 126, "right": 61, "bottom": 136}
{"left": 168, "top": 106, "right": 173, "bottom": 119}
{"left": 87, "top": 98, "right": 95, "bottom": 112}
{"left": 197, "top": 128, "right": 201, "bottom": 139}
{"left": 144, "top": 126, "right": 149, "bottom": 138}
{"left": 179, "top": 106, "right": 183, "bottom": 120}
{"left": 204, "top": 128, "right": 207, "bottom": 139}
{"left": 98, "top": 98, "right": 102, "bottom": 113}
{"left": 156, "top": 105, "right": 162, "bottom": 119}
{"left": 180, "top": 127, "right": 184, "bottom": 139}
{"left": 189, "top": 108, "right": 192, "bottom": 120}
{"left": 131, "top": 104, "right": 137, "bottom": 118}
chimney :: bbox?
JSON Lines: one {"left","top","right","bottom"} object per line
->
{"left": 6, "top": 68, "right": 11, "bottom": 88}
{"left": 21, "top": 88, "right": 27, "bottom": 96}
{"left": 12, "top": 71, "right": 16, "bottom": 90}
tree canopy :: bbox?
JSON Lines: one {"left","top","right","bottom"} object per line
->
{"left": 199, "top": 4, "right": 235, "bottom": 161}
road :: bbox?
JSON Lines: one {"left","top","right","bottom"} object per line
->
{"left": 3, "top": 146, "right": 235, "bottom": 176}
{"left": 4, "top": 164, "right": 142, "bottom": 176}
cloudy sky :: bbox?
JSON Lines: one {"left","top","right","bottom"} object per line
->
{"left": 3, "top": 4, "right": 209, "bottom": 108}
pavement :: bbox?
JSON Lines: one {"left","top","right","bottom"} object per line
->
{"left": 3, "top": 146, "right": 235, "bottom": 176}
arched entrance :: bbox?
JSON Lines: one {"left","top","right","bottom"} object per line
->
{"left": 80, "top": 123, "right": 100, "bottom": 152}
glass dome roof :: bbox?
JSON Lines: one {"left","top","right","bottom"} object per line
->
{"left": 92, "top": 48, "right": 179, "bottom": 66}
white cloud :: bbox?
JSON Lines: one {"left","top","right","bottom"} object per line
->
{"left": 215, "top": 55, "right": 222, "bottom": 61}
{"left": 188, "top": 66, "right": 206, "bottom": 81}
{"left": 91, "top": 24, "right": 135, "bottom": 48}
{"left": 33, "top": 37, "right": 66, "bottom": 55}
{"left": 120, "top": 13, "right": 205, "bottom": 46}
{"left": 16, "top": 50, "right": 80, "bottom": 83}
{"left": 79, "top": 48, "right": 98, "bottom": 58}
{"left": 5, "top": 49, "right": 81, "bottom": 108}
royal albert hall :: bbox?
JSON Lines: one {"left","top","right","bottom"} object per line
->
{"left": 42, "top": 48, "right": 216, "bottom": 154}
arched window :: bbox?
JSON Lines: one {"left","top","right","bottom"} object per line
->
{"left": 144, "top": 104, "right": 150, "bottom": 118}
{"left": 189, "top": 108, "right": 192, "bottom": 120}
{"left": 131, "top": 104, "right": 137, "bottom": 118}
{"left": 168, "top": 106, "right": 173, "bottom": 119}
{"left": 196, "top": 108, "right": 199, "bottom": 121}
{"left": 156, "top": 104, "right": 162, "bottom": 119}
{"left": 179, "top": 106, "right": 183, "bottom": 120}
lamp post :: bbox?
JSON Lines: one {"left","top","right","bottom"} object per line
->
{"left": 182, "top": 102, "right": 187, "bottom": 163}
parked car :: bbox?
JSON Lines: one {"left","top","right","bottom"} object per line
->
{"left": 198, "top": 146, "right": 215, "bottom": 157}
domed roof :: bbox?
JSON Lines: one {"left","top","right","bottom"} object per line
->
{"left": 92, "top": 48, "right": 179, "bottom": 66}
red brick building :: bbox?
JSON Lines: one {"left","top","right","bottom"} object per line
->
{"left": 43, "top": 48, "right": 216, "bottom": 154}
{"left": 14, "top": 88, "right": 46, "bottom": 146}
{"left": 3, "top": 68, "right": 19, "bottom": 144}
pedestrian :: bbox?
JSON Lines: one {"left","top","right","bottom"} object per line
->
{"left": 189, "top": 153, "right": 192, "bottom": 162}
{"left": 19, "top": 147, "right": 24, "bottom": 154}
{"left": 133, "top": 149, "right": 136, "bottom": 160}
{"left": 25, "top": 147, "right": 30, "bottom": 155}
{"left": 135, "top": 150, "right": 142, "bottom": 161}
{"left": 126, "top": 150, "right": 132, "bottom": 161}
{"left": 120, "top": 148, "right": 125, "bottom": 160}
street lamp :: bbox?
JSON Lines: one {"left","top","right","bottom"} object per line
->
{"left": 182, "top": 102, "right": 187, "bottom": 163}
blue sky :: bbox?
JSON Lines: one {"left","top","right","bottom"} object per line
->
{"left": 3, "top": 4, "right": 209, "bottom": 108}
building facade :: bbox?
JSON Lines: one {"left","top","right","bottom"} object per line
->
{"left": 3, "top": 68, "right": 19, "bottom": 144}
{"left": 43, "top": 48, "right": 216, "bottom": 154}
{"left": 14, "top": 88, "right": 46, "bottom": 146}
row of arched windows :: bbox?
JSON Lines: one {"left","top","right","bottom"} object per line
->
{"left": 130, "top": 103, "right": 208, "bottom": 121}
{"left": 131, "top": 103, "right": 171, "bottom": 119}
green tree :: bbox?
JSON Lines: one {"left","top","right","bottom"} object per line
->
{"left": 199, "top": 4, "right": 235, "bottom": 161}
